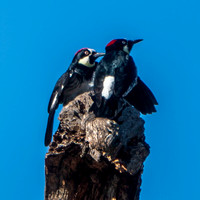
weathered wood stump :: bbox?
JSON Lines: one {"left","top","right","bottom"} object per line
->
{"left": 45, "top": 92, "right": 150, "bottom": 200}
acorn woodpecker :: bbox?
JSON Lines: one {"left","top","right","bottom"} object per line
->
{"left": 45, "top": 48, "right": 105, "bottom": 146}
{"left": 93, "top": 39, "right": 158, "bottom": 117}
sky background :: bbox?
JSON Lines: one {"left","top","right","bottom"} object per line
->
{"left": 0, "top": 0, "right": 200, "bottom": 199}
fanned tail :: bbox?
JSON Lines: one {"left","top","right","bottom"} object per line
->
{"left": 124, "top": 77, "right": 158, "bottom": 114}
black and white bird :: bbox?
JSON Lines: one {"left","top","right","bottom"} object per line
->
{"left": 93, "top": 38, "right": 158, "bottom": 117}
{"left": 45, "top": 48, "right": 105, "bottom": 146}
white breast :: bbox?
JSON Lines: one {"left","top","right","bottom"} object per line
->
{"left": 102, "top": 76, "right": 115, "bottom": 99}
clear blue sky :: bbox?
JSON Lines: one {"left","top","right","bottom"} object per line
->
{"left": 0, "top": 0, "right": 199, "bottom": 199}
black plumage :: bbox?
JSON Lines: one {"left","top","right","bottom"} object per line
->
{"left": 124, "top": 77, "right": 158, "bottom": 114}
{"left": 45, "top": 48, "right": 104, "bottom": 146}
{"left": 93, "top": 39, "right": 158, "bottom": 117}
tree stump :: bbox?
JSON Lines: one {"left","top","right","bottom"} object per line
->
{"left": 45, "top": 92, "right": 150, "bottom": 200}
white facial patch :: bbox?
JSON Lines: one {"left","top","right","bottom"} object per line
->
{"left": 78, "top": 56, "right": 95, "bottom": 67}
{"left": 123, "top": 45, "right": 130, "bottom": 54}
{"left": 78, "top": 48, "right": 96, "bottom": 67}
{"left": 102, "top": 76, "right": 115, "bottom": 99}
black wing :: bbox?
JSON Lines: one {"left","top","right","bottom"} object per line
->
{"left": 48, "top": 71, "right": 70, "bottom": 113}
{"left": 124, "top": 77, "right": 158, "bottom": 114}
{"left": 45, "top": 70, "right": 71, "bottom": 146}
{"left": 114, "top": 56, "right": 137, "bottom": 98}
{"left": 94, "top": 51, "right": 130, "bottom": 107}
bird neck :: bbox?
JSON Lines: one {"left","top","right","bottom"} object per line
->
{"left": 74, "top": 63, "right": 96, "bottom": 80}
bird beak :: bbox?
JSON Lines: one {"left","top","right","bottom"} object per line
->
{"left": 128, "top": 39, "right": 143, "bottom": 50}
{"left": 131, "top": 39, "right": 143, "bottom": 44}
{"left": 93, "top": 52, "right": 105, "bottom": 59}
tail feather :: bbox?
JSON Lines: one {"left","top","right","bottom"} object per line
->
{"left": 45, "top": 110, "right": 55, "bottom": 146}
{"left": 138, "top": 77, "right": 158, "bottom": 105}
{"left": 124, "top": 77, "right": 158, "bottom": 114}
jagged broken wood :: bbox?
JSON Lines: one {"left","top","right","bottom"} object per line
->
{"left": 45, "top": 91, "right": 150, "bottom": 200}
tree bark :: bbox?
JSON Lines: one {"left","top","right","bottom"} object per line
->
{"left": 45, "top": 92, "right": 150, "bottom": 200}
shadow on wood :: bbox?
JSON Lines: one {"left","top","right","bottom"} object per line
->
{"left": 45, "top": 92, "right": 150, "bottom": 200}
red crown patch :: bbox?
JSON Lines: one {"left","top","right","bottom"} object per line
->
{"left": 106, "top": 39, "right": 117, "bottom": 48}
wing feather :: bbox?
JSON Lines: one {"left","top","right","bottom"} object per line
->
{"left": 47, "top": 71, "right": 70, "bottom": 113}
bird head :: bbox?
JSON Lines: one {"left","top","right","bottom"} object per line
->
{"left": 73, "top": 48, "right": 105, "bottom": 67}
{"left": 105, "top": 39, "right": 143, "bottom": 54}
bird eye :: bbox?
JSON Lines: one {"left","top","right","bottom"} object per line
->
{"left": 122, "top": 41, "right": 126, "bottom": 45}
{"left": 84, "top": 51, "right": 89, "bottom": 55}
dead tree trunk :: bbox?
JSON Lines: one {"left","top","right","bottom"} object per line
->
{"left": 45, "top": 92, "right": 150, "bottom": 200}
